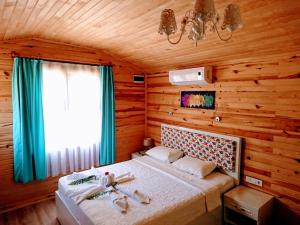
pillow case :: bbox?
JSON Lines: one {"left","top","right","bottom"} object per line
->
{"left": 172, "top": 156, "right": 216, "bottom": 178}
{"left": 146, "top": 146, "right": 183, "bottom": 163}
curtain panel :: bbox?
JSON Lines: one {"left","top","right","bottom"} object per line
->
{"left": 99, "top": 66, "right": 116, "bottom": 165}
{"left": 42, "top": 62, "right": 101, "bottom": 176}
{"left": 12, "top": 57, "right": 46, "bottom": 183}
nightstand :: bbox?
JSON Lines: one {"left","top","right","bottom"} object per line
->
{"left": 131, "top": 151, "right": 146, "bottom": 159}
{"left": 224, "top": 186, "right": 273, "bottom": 225}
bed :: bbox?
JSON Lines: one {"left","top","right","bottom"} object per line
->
{"left": 56, "top": 124, "right": 242, "bottom": 225}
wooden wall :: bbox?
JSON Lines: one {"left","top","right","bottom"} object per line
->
{"left": 0, "top": 38, "right": 145, "bottom": 213}
{"left": 146, "top": 53, "right": 300, "bottom": 217}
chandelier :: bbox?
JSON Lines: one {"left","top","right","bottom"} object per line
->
{"left": 158, "top": 0, "right": 242, "bottom": 46}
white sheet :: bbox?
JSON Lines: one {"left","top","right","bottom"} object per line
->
{"left": 58, "top": 156, "right": 234, "bottom": 225}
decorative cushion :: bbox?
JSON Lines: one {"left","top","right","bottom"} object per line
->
{"left": 146, "top": 146, "right": 183, "bottom": 163}
{"left": 161, "top": 126, "right": 236, "bottom": 172}
{"left": 172, "top": 156, "right": 216, "bottom": 178}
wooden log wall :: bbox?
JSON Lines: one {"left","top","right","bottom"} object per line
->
{"left": 0, "top": 38, "right": 145, "bottom": 213}
{"left": 146, "top": 53, "right": 300, "bottom": 219}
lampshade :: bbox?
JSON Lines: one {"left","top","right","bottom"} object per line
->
{"left": 158, "top": 9, "right": 177, "bottom": 36}
{"left": 188, "top": 20, "right": 205, "bottom": 44}
{"left": 158, "top": 0, "right": 242, "bottom": 45}
{"left": 143, "top": 138, "right": 153, "bottom": 147}
{"left": 222, "top": 4, "right": 243, "bottom": 32}
{"left": 194, "top": 0, "right": 217, "bottom": 23}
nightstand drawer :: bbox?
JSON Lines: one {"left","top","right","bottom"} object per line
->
{"left": 224, "top": 186, "right": 273, "bottom": 225}
{"left": 224, "top": 196, "right": 258, "bottom": 220}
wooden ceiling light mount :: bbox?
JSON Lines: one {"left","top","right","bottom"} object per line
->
{"left": 158, "top": 0, "right": 243, "bottom": 46}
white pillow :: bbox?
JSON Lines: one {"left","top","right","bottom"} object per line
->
{"left": 172, "top": 156, "right": 216, "bottom": 178}
{"left": 146, "top": 146, "right": 183, "bottom": 163}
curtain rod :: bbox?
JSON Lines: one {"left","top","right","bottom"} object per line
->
{"left": 11, "top": 52, "right": 114, "bottom": 67}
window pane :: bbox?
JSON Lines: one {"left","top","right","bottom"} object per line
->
{"left": 42, "top": 62, "right": 101, "bottom": 152}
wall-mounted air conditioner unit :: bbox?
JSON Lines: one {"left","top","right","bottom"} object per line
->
{"left": 169, "top": 67, "right": 212, "bottom": 85}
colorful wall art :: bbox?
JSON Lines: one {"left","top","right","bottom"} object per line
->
{"left": 180, "top": 91, "right": 215, "bottom": 109}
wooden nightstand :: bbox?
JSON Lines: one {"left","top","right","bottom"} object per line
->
{"left": 131, "top": 151, "right": 146, "bottom": 159}
{"left": 224, "top": 186, "right": 273, "bottom": 225}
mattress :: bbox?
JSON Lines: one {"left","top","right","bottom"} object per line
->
{"left": 58, "top": 156, "right": 234, "bottom": 225}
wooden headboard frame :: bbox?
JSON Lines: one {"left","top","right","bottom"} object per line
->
{"left": 161, "top": 124, "right": 242, "bottom": 185}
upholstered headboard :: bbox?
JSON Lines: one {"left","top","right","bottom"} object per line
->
{"left": 161, "top": 124, "right": 242, "bottom": 185}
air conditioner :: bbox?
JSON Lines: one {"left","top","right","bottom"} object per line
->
{"left": 169, "top": 67, "right": 212, "bottom": 85}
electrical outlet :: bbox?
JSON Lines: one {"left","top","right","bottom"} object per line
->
{"left": 245, "top": 176, "right": 263, "bottom": 187}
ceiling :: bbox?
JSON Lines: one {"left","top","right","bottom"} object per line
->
{"left": 1, "top": 0, "right": 300, "bottom": 72}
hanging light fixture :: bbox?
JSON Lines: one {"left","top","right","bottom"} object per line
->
{"left": 158, "top": 0, "right": 242, "bottom": 46}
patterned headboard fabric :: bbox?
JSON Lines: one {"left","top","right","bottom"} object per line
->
{"left": 161, "top": 124, "right": 242, "bottom": 184}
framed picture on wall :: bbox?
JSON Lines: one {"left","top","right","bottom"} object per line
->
{"left": 180, "top": 91, "right": 215, "bottom": 109}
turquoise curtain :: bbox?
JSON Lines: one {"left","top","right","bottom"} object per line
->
{"left": 12, "top": 57, "right": 46, "bottom": 183}
{"left": 99, "top": 66, "right": 116, "bottom": 165}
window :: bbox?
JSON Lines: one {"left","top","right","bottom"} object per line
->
{"left": 42, "top": 62, "right": 101, "bottom": 176}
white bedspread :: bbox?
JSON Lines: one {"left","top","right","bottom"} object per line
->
{"left": 58, "top": 156, "right": 234, "bottom": 225}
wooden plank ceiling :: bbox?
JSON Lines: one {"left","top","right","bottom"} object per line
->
{"left": 0, "top": 0, "right": 299, "bottom": 72}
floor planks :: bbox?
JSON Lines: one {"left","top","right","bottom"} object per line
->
{"left": 0, "top": 199, "right": 59, "bottom": 225}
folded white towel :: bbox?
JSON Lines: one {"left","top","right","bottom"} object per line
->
{"left": 67, "top": 172, "right": 87, "bottom": 180}
{"left": 66, "top": 184, "right": 99, "bottom": 198}
{"left": 74, "top": 186, "right": 105, "bottom": 205}
{"left": 132, "top": 190, "right": 151, "bottom": 204}
{"left": 89, "top": 166, "right": 102, "bottom": 178}
{"left": 114, "top": 172, "right": 135, "bottom": 184}
{"left": 115, "top": 172, "right": 131, "bottom": 180}
{"left": 110, "top": 191, "right": 128, "bottom": 213}
{"left": 117, "top": 187, "right": 150, "bottom": 204}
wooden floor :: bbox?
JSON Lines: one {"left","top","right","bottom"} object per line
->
{"left": 0, "top": 199, "right": 59, "bottom": 225}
